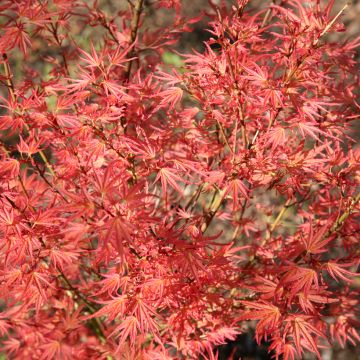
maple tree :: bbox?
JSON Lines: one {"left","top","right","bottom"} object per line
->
{"left": 0, "top": 0, "right": 359, "bottom": 359}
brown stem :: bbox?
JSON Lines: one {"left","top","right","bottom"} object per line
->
{"left": 124, "top": 0, "right": 144, "bottom": 80}
{"left": 202, "top": 188, "right": 226, "bottom": 234}
{"left": 224, "top": 35, "right": 248, "bottom": 150}
{"left": 2, "top": 53, "right": 16, "bottom": 102}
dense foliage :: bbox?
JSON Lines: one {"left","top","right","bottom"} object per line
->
{"left": 0, "top": 0, "right": 359, "bottom": 359}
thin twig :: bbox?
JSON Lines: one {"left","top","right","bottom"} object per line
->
{"left": 202, "top": 188, "right": 226, "bottom": 234}
{"left": 124, "top": 0, "right": 144, "bottom": 80}
{"left": 326, "top": 192, "right": 360, "bottom": 236}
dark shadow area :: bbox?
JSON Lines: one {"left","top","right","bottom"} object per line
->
{"left": 216, "top": 332, "right": 272, "bottom": 360}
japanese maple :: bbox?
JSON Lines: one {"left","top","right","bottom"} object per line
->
{"left": 0, "top": 0, "right": 359, "bottom": 359}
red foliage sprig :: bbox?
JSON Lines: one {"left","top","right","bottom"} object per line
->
{"left": 0, "top": 0, "right": 359, "bottom": 359}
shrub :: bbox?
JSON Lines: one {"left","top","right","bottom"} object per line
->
{"left": 0, "top": 0, "right": 359, "bottom": 359}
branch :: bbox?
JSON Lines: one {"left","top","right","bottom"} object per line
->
{"left": 326, "top": 192, "right": 360, "bottom": 236}
{"left": 2, "top": 53, "right": 16, "bottom": 102}
{"left": 124, "top": 0, "right": 144, "bottom": 80}
{"left": 202, "top": 188, "right": 226, "bottom": 234}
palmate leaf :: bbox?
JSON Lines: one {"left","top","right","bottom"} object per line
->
{"left": 92, "top": 272, "right": 122, "bottom": 296}
{"left": 241, "top": 62, "right": 268, "bottom": 84}
{"left": 87, "top": 295, "right": 127, "bottom": 322}
{"left": 48, "top": 247, "right": 79, "bottom": 271}
{"left": 2, "top": 338, "right": 21, "bottom": 356}
{"left": 78, "top": 42, "right": 102, "bottom": 68}
{"left": 155, "top": 69, "right": 182, "bottom": 86}
{"left": 17, "top": 135, "right": 43, "bottom": 157}
{"left": 325, "top": 262, "right": 358, "bottom": 283}
{"left": 280, "top": 265, "right": 319, "bottom": 299}
{"left": 224, "top": 178, "right": 249, "bottom": 211}
{"left": 283, "top": 343, "right": 297, "bottom": 360}
{"left": 330, "top": 315, "right": 360, "bottom": 348}
{"left": 24, "top": 270, "right": 54, "bottom": 301}
{"left": 265, "top": 127, "right": 287, "bottom": 151}
{"left": 301, "top": 222, "right": 333, "bottom": 254}
{"left": 0, "top": 316, "right": 10, "bottom": 337}
{"left": 206, "top": 327, "right": 239, "bottom": 346}
{"left": 105, "top": 297, "right": 162, "bottom": 354}
{"left": 155, "top": 167, "right": 184, "bottom": 196}
{"left": 235, "top": 301, "right": 281, "bottom": 342}
{"left": 285, "top": 315, "right": 326, "bottom": 359}
{"left": 248, "top": 276, "right": 281, "bottom": 300}
{"left": 132, "top": 297, "right": 160, "bottom": 335}
{"left": 39, "top": 340, "right": 61, "bottom": 360}
{"left": 0, "top": 159, "right": 20, "bottom": 179}
{"left": 296, "top": 122, "right": 327, "bottom": 141}
{"left": 269, "top": 338, "right": 298, "bottom": 360}
{"left": 102, "top": 79, "right": 134, "bottom": 101}
{"left": 2, "top": 24, "right": 31, "bottom": 56}
{"left": 102, "top": 216, "right": 135, "bottom": 260}
{"left": 298, "top": 288, "right": 338, "bottom": 313}
{"left": 158, "top": 87, "right": 183, "bottom": 110}
{"left": 111, "top": 316, "right": 139, "bottom": 353}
